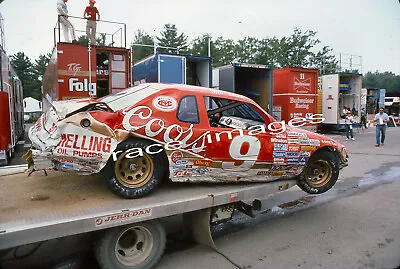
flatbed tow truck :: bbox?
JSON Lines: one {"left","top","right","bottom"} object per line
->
{"left": 0, "top": 169, "right": 296, "bottom": 268}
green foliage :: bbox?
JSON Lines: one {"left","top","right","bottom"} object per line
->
{"left": 157, "top": 24, "right": 188, "bottom": 54}
{"left": 363, "top": 71, "right": 400, "bottom": 95}
{"left": 10, "top": 52, "right": 39, "bottom": 99}
{"left": 77, "top": 33, "right": 107, "bottom": 46}
{"left": 131, "top": 29, "right": 154, "bottom": 62}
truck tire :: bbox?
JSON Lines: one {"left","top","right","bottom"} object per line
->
{"left": 95, "top": 220, "right": 166, "bottom": 269}
{"left": 104, "top": 138, "right": 166, "bottom": 199}
{"left": 297, "top": 151, "right": 340, "bottom": 194}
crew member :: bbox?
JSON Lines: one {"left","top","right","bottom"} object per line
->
{"left": 83, "top": 0, "right": 100, "bottom": 45}
{"left": 57, "top": 0, "right": 77, "bottom": 43}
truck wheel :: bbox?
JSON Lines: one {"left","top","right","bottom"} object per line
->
{"left": 104, "top": 139, "right": 166, "bottom": 199}
{"left": 95, "top": 220, "right": 166, "bottom": 269}
{"left": 297, "top": 151, "right": 339, "bottom": 194}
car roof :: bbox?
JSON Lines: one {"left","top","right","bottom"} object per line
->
{"left": 142, "top": 83, "right": 255, "bottom": 103}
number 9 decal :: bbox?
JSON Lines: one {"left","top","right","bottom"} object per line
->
{"left": 222, "top": 135, "right": 261, "bottom": 171}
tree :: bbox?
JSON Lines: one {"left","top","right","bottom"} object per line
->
{"left": 363, "top": 71, "right": 400, "bottom": 95}
{"left": 211, "top": 37, "right": 237, "bottom": 67}
{"left": 10, "top": 52, "right": 41, "bottom": 99}
{"left": 189, "top": 34, "right": 212, "bottom": 57}
{"left": 77, "top": 33, "right": 107, "bottom": 46}
{"left": 34, "top": 53, "right": 51, "bottom": 80}
{"left": 157, "top": 24, "right": 188, "bottom": 54}
{"left": 131, "top": 29, "right": 154, "bottom": 62}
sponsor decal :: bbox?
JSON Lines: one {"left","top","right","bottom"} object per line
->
{"left": 270, "top": 165, "right": 283, "bottom": 171}
{"left": 173, "top": 170, "right": 191, "bottom": 177}
{"left": 299, "top": 157, "right": 308, "bottom": 163}
{"left": 274, "top": 158, "right": 285, "bottom": 164}
{"left": 308, "top": 139, "right": 321, "bottom": 146}
{"left": 170, "top": 151, "right": 183, "bottom": 164}
{"left": 274, "top": 144, "right": 288, "bottom": 151}
{"left": 193, "top": 159, "right": 212, "bottom": 167}
{"left": 301, "top": 146, "right": 317, "bottom": 151}
{"left": 288, "top": 145, "right": 300, "bottom": 152}
{"left": 273, "top": 151, "right": 286, "bottom": 158}
{"left": 300, "top": 151, "right": 311, "bottom": 157}
{"left": 288, "top": 138, "right": 300, "bottom": 144}
{"left": 274, "top": 133, "right": 287, "bottom": 139}
{"left": 230, "top": 192, "right": 238, "bottom": 202}
{"left": 175, "top": 159, "right": 188, "bottom": 165}
{"left": 185, "top": 165, "right": 193, "bottom": 168}
{"left": 286, "top": 152, "right": 299, "bottom": 157}
{"left": 269, "top": 171, "right": 285, "bottom": 176}
{"left": 152, "top": 96, "right": 177, "bottom": 112}
{"left": 257, "top": 171, "right": 270, "bottom": 176}
{"left": 286, "top": 158, "right": 299, "bottom": 162}
{"left": 57, "top": 134, "right": 112, "bottom": 159}
{"left": 278, "top": 183, "right": 291, "bottom": 191}
{"left": 95, "top": 208, "right": 152, "bottom": 226}
{"left": 271, "top": 138, "right": 287, "bottom": 143}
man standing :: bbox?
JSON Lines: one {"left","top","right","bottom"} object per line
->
{"left": 57, "top": 0, "right": 77, "bottom": 43}
{"left": 345, "top": 111, "right": 355, "bottom": 141}
{"left": 83, "top": 0, "right": 100, "bottom": 45}
{"left": 361, "top": 107, "right": 368, "bottom": 129}
{"left": 374, "top": 107, "right": 389, "bottom": 147}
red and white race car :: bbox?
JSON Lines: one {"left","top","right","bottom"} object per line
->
{"left": 26, "top": 83, "right": 348, "bottom": 198}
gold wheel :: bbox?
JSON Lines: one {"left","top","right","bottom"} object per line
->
{"left": 304, "top": 160, "right": 332, "bottom": 188}
{"left": 115, "top": 151, "right": 154, "bottom": 188}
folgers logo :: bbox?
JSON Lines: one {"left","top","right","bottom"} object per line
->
{"left": 194, "top": 159, "right": 212, "bottom": 167}
{"left": 153, "top": 96, "right": 177, "bottom": 112}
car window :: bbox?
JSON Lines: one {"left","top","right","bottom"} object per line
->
{"left": 204, "top": 96, "right": 265, "bottom": 128}
{"left": 177, "top": 95, "right": 200, "bottom": 124}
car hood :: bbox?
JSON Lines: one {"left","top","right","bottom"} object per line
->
{"left": 51, "top": 98, "right": 99, "bottom": 119}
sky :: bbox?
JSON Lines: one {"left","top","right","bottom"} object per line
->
{"left": 1, "top": 0, "right": 399, "bottom": 75}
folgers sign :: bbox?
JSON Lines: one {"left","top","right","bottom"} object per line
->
{"left": 273, "top": 67, "right": 318, "bottom": 122}
{"left": 57, "top": 43, "right": 97, "bottom": 99}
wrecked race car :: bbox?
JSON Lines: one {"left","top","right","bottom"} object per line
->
{"left": 25, "top": 83, "right": 348, "bottom": 199}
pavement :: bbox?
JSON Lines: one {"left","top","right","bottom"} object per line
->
{"left": 156, "top": 127, "right": 400, "bottom": 269}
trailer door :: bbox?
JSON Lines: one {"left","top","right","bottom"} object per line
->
{"left": 218, "top": 66, "right": 235, "bottom": 92}
{"left": 321, "top": 74, "right": 339, "bottom": 124}
{"left": 110, "top": 52, "right": 128, "bottom": 94}
{"left": 158, "top": 54, "right": 186, "bottom": 84}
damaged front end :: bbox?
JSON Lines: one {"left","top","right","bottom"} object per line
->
{"left": 25, "top": 97, "right": 120, "bottom": 175}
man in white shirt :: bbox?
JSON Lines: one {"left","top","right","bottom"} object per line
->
{"left": 374, "top": 107, "right": 390, "bottom": 147}
{"left": 344, "top": 111, "right": 355, "bottom": 141}
{"left": 57, "top": 0, "right": 77, "bottom": 43}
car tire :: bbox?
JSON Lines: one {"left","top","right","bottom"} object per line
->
{"left": 95, "top": 220, "right": 166, "bottom": 269}
{"left": 297, "top": 151, "right": 340, "bottom": 194}
{"left": 104, "top": 138, "right": 166, "bottom": 199}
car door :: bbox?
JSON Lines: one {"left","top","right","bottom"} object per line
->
{"left": 201, "top": 96, "right": 277, "bottom": 179}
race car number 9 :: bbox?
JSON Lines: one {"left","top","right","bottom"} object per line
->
{"left": 222, "top": 135, "right": 261, "bottom": 171}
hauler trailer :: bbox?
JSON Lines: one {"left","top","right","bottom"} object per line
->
{"left": 0, "top": 170, "right": 297, "bottom": 269}
{"left": 318, "top": 73, "right": 362, "bottom": 133}
{"left": 132, "top": 53, "right": 212, "bottom": 88}
{"left": 272, "top": 67, "right": 318, "bottom": 123}
{"left": 0, "top": 15, "right": 24, "bottom": 165}
{"left": 41, "top": 17, "right": 131, "bottom": 110}
{"left": 213, "top": 63, "right": 273, "bottom": 114}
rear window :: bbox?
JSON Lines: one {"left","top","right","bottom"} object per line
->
{"left": 177, "top": 95, "right": 200, "bottom": 124}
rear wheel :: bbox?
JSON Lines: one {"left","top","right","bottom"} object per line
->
{"left": 297, "top": 151, "right": 340, "bottom": 194}
{"left": 95, "top": 221, "right": 166, "bottom": 269}
{"left": 104, "top": 139, "right": 166, "bottom": 199}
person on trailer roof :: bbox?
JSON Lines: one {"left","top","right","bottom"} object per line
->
{"left": 57, "top": 0, "right": 77, "bottom": 43}
{"left": 83, "top": 0, "right": 100, "bottom": 45}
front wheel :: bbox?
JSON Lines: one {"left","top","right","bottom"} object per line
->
{"left": 104, "top": 138, "right": 167, "bottom": 199}
{"left": 95, "top": 220, "right": 166, "bottom": 269}
{"left": 297, "top": 151, "right": 340, "bottom": 194}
